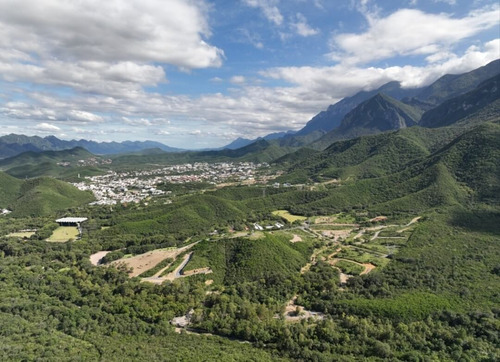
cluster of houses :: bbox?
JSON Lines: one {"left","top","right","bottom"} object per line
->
{"left": 72, "top": 162, "right": 271, "bottom": 206}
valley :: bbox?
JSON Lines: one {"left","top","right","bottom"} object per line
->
{"left": 0, "top": 60, "right": 498, "bottom": 361}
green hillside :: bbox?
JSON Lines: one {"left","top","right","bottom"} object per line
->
{"left": 2, "top": 177, "right": 94, "bottom": 217}
{"left": 187, "top": 234, "right": 311, "bottom": 285}
{"left": 0, "top": 172, "right": 22, "bottom": 208}
{"left": 277, "top": 126, "right": 465, "bottom": 183}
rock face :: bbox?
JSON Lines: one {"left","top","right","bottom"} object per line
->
{"left": 295, "top": 81, "right": 419, "bottom": 136}
{"left": 312, "top": 93, "right": 423, "bottom": 148}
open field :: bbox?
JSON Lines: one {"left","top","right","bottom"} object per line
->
{"left": 7, "top": 231, "right": 36, "bottom": 238}
{"left": 47, "top": 227, "right": 79, "bottom": 242}
{"left": 272, "top": 210, "right": 307, "bottom": 223}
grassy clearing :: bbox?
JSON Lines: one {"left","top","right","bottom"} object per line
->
{"left": 272, "top": 210, "right": 307, "bottom": 223}
{"left": 47, "top": 227, "right": 79, "bottom": 242}
{"left": 7, "top": 231, "right": 36, "bottom": 238}
{"left": 335, "top": 260, "right": 365, "bottom": 275}
{"left": 337, "top": 248, "right": 389, "bottom": 267}
{"left": 249, "top": 231, "right": 265, "bottom": 240}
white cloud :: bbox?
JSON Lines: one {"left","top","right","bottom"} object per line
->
{"left": 0, "top": 0, "right": 223, "bottom": 100}
{"left": 262, "top": 38, "right": 499, "bottom": 94}
{"left": 238, "top": 28, "right": 265, "bottom": 49}
{"left": 0, "top": 0, "right": 223, "bottom": 69}
{"left": 230, "top": 75, "right": 246, "bottom": 84}
{"left": 123, "top": 117, "right": 152, "bottom": 126}
{"left": 68, "top": 110, "right": 103, "bottom": 123}
{"left": 434, "top": 0, "right": 456, "bottom": 5}
{"left": 154, "top": 130, "right": 171, "bottom": 136}
{"left": 329, "top": 6, "right": 499, "bottom": 64}
{"left": 243, "top": 0, "right": 283, "bottom": 26}
{"left": 291, "top": 13, "right": 319, "bottom": 37}
{"left": 35, "top": 122, "right": 60, "bottom": 132}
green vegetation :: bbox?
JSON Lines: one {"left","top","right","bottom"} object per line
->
{"left": 335, "top": 260, "right": 365, "bottom": 275}
{"left": 186, "top": 234, "right": 312, "bottom": 285}
{"left": 0, "top": 175, "right": 94, "bottom": 217}
{"left": 0, "top": 115, "right": 498, "bottom": 360}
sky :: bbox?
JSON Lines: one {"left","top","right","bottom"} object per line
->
{"left": 0, "top": 0, "right": 498, "bottom": 149}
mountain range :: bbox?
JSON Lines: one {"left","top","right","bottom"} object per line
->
{"left": 0, "top": 59, "right": 498, "bottom": 167}
{"left": 0, "top": 134, "right": 183, "bottom": 160}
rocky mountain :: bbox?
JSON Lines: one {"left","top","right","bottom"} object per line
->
{"left": 295, "top": 81, "right": 420, "bottom": 137}
{"left": 292, "top": 59, "right": 500, "bottom": 140}
{"left": 312, "top": 93, "right": 424, "bottom": 149}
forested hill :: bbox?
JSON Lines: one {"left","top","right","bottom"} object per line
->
{"left": 0, "top": 175, "right": 94, "bottom": 216}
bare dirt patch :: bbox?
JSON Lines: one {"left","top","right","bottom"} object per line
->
{"left": 320, "top": 229, "right": 352, "bottom": 240}
{"left": 90, "top": 251, "right": 111, "bottom": 266}
{"left": 113, "top": 241, "right": 199, "bottom": 277}
{"left": 290, "top": 234, "right": 303, "bottom": 243}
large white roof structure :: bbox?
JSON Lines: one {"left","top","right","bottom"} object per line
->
{"left": 56, "top": 217, "right": 88, "bottom": 223}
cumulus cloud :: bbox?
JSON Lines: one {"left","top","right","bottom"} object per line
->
{"left": 291, "top": 13, "right": 319, "bottom": 37}
{"left": 0, "top": 0, "right": 223, "bottom": 99}
{"left": 329, "top": 6, "right": 499, "bottom": 64}
{"left": 243, "top": 0, "right": 283, "bottom": 26}
{"left": 0, "top": 0, "right": 223, "bottom": 68}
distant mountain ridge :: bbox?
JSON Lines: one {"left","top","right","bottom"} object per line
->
{"left": 0, "top": 134, "right": 182, "bottom": 159}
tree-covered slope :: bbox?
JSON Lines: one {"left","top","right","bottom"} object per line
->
{"left": 7, "top": 177, "right": 94, "bottom": 217}
{"left": 0, "top": 172, "right": 23, "bottom": 208}
{"left": 277, "top": 126, "right": 465, "bottom": 183}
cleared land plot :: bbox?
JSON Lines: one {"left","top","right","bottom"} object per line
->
{"left": 7, "top": 231, "right": 36, "bottom": 238}
{"left": 47, "top": 227, "right": 79, "bottom": 242}
{"left": 90, "top": 251, "right": 111, "bottom": 266}
{"left": 333, "top": 260, "right": 366, "bottom": 276}
{"left": 313, "top": 213, "right": 356, "bottom": 224}
{"left": 272, "top": 210, "right": 307, "bottom": 223}
{"left": 112, "top": 242, "right": 199, "bottom": 277}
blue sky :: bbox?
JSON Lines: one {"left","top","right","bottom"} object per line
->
{"left": 0, "top": 0, "right": 498, "bottom": 148}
